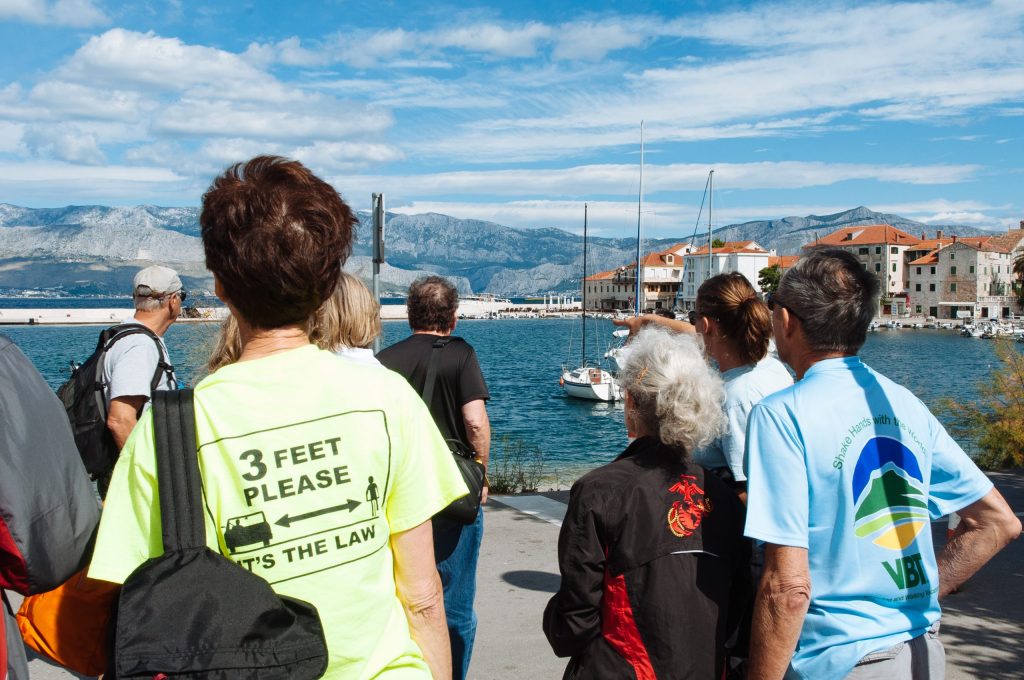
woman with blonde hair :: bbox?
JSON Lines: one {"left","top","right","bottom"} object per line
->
{"left": 544, "top": 326, "right": 751, "bottom": 679}
{"left": 311, "top": 271, "right": 383, "bottom": 366}
{"left": 691, "top": 272, "right": 793, "bottom": 500}
{"left": 208, "top": 271, "right": 383, "bottom": 372}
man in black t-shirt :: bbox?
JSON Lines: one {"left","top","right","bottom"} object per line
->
{"left": 377, "top": 276, "right": 490, "bottom": 680}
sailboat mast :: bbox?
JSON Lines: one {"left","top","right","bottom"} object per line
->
{"left": 635, "top": 121, "right": 644, "bottom": 316}
{"left": 707, "top": 169, "right": 714, "bottom": 281}
{"left": 582, "top": 203, "right": 588, "bottom": 365}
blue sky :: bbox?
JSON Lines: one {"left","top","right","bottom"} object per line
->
{"left": 0, "top": 0, "right": 1021, "bottom": 237}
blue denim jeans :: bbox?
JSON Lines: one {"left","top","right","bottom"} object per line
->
{"left": 434, "top": 507, "right": 484, "bottom": 680}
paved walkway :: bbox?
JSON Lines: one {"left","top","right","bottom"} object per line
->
{"left": 16, "top": 472, "right": 1023, "bottom": 679}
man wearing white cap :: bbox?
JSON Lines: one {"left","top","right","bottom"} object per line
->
{"left": 102, "top": 265, "right": 182, "bottom": 469}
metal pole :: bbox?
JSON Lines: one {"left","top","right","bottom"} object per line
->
{"left": 582, "top": 204, "right": 588, "bottom": 365}
{"left": 708, "top": 170, "right": 714, "bottom": 281}
{"left": 372, "top": 193, "right": 385, "bottom": 354}
{"left": 636, "top": 120, "right": 644, "bottom": 316}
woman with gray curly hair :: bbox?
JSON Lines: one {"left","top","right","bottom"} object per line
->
{"left": 543, "top": 327, "right": 753, "bottom": 680}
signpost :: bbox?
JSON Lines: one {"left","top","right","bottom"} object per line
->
{"left": 371, "top": 193, "right": 385, "bottom": 354}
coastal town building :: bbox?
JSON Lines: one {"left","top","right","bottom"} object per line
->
{"left": 808, "top": 223, "right": 1024, "bottom": 319}
{"left": 905, "top": 230, "right": 1024, "bottom": 319}
{"left": 804, "top": 224, "right": 919, "bottom": 315}
{"left": 677, "top": 241, "right": 772, "bottom": 311}
{"left": 583, "top": 244, "right": 694, "bottom": 312}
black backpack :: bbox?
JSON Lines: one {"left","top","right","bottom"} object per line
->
{"left": 112, "top": 389, "right": 329, "bottom": 679}
{"left": 57, "top": 323, "right": 174, "bottom": 482}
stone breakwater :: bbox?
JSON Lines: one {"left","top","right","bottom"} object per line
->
{"left": 0, "top": 301, "right": 582, "bottom": 325}
{"left": 0, "top": 307, "right": 230, "bottom": 325}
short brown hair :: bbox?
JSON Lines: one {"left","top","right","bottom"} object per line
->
{"left": 201, "top": 156, "right": 355, "bottom": 329}
{"left": 696, "top": 272, "right": 772, "bottom": 365}
{"left": 407, "top": 276, "right": 458, "bottom": 332}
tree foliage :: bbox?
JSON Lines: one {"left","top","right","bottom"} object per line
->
{"left": 1014, "top": 253, "right": 1024, "bottom": 305}
{"left": 758, "top": 264, "right": 782, "bottom": 294}
{"left": 941, "top": 338, "right": 1024, "bottom": 469}
{"left": 711, "top": 238, "right": 726, "bottom": 248}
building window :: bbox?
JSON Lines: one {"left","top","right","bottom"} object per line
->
{"left": 930, "top": 267, "right": 936, "bottom": 275}
{"left": 915, "top": 283, "right": 921, "bottom": 292}
{"left": 859, "top": 247, "right": 869, "bottom": 255}
{"left": 951, "top": 266, "right": 957, "bottom": 275}
{"left": 970, "top": 265, "right": 975, "bottom": 274}
{"left": 874, "top": 263, "right": 881, "bottom": 272}
{"left": 950, "top": 253, "right": 955, "bottom": 260}
{"left": 892, "top": 263, "right": 897, "bottom": 272}
{"left": 891, "top": 246, "right": 898, "bottom": 254}
{"left": 929, "top": 283, "right": 936, "bottom": 291}
{"left": 875, "top": 246, "right": 881, "bottom": 255}
{"left": 950, "top": 283, "right": 957, "bottom": 292}
{"left": 916, "top": 305, "right": 922, "bottom": 314}
{"left": 916, "top": 267, "right": 921, "bottom": 275}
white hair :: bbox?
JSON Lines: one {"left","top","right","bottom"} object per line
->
{"left": 134, "top": 295, "right": 163, "bottom": 312}
{"left": 619, "top": 326, "right": 726, "bottom": 453}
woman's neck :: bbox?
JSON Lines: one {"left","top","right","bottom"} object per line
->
{"left": 238, "top": 323, "right": 310, "bottom": 362}
{"left": 709, "top": 337, "right": 748, "bottom": 373}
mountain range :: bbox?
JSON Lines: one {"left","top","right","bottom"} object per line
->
{"left": 0, "top": 204, "right": 997, "bottom": 296}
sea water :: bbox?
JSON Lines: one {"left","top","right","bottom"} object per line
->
{"left": 1, "top": 317, "right": 999, "bottom": 481}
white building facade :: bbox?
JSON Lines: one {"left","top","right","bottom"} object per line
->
{"left": 678, "top": 241, "right": 772, "bottom": 311}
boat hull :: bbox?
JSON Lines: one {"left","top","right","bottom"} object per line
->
{"left": 561, "top": 368, "right": 620, "bottom": 402}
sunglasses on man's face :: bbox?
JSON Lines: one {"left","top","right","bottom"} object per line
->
{"left": 766, "top": 292, "right": 802, "bottom": 322}
{"left": 177, "top": 290, "right": 188, "bottom": 302}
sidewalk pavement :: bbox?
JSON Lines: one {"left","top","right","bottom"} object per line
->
{"left": 16, "top": 472, "right": 1023, "bottom": 679}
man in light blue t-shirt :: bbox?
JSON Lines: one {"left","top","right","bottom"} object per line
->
{"left": 745, "top": 249, "right": 1020, "bottom": 680}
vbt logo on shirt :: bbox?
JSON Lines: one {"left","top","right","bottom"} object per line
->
{"left": 881, "top": 552, "right": 929, "bottom": 590}
{"left": 850, "top": 435, "right": 931, "bottom": 590}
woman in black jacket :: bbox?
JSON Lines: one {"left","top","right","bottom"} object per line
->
{"left": 544, "top": 326, "right": 752, "bottom": 679}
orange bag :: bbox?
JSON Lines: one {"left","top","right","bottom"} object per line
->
{"left": 16, "top": 567, "right": 119, "bottom": 676}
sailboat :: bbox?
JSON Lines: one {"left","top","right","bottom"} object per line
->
{"left": 561, "top": 204, "right": 621, "bottom": 402}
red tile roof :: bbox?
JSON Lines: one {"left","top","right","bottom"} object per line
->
{"left": 687, "top": 240, "right": 767, "bottom": 256}
{"left": 768, "top": 255, "right": 800, "bottom": 269}
{"left": 583, "top": 269, "right": 616, "bottom": 281}
{"left": 803, "top": 224, "right": 918, "bottom": 249}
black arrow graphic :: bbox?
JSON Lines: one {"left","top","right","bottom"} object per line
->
{"left": 276, "top": 499, "right": 362, "bottom": 528}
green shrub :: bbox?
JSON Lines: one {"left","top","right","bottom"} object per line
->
{"left": 488, "top": 435, "right": 546, "bottom": 494}
{"left": 940, "top": 338, "right": 1024, "bottom": 469}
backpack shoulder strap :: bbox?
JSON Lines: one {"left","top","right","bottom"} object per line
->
{"left": 102, "top": 324, "right": 176, "bottom": 392}
{"left": 420, "top": 337, "right": 453, "bottom": 410}
{"left": 151, "top": 389, "right": 203, "bottom": 552}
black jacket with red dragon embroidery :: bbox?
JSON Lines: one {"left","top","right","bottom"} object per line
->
{"left": 543, "top": 436, "right": 752, "bottom": 680}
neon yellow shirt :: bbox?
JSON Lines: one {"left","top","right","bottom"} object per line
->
{"left": 90, "top": 345, "right": 468, "bottom": 679}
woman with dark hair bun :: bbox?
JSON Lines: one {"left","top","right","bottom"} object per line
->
{"left": 691, "top": 272, "right": 792, "bottom": 501}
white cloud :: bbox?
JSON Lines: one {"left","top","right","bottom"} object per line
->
{"left": 0, "top": 121, "right": 23, "bottom": 152}
{"left": 50, "top": 0, "right": 106, "bottom": 26}
{"left": 59, "top": 29, "right": 283, "bottom": 98}
{"left": 21, "top": 124, "right": 105, "bottom": 164}
{"left": 435, "top": 22, "right": 551, "bottom": 58}
{"left": 153, "top": 98, "right": 393, "bottom": 142}
{"left": 0, "top": 160, "right": 182, "bottom": 182}
{"left": 244, "top": 37, "right": 328, "bottom": 68}
{"left": 0, "top": 0, "right": 45, "bottom": 22}
{"left": 28, "top": 81, "right": 150, "bottom": 122}
{"left": 325, "top": 161, "right": 979, "bottom": 203}
{"left": 290, "top": 141, "right": 405, "bottom": 171}
{"left": 392, "top": 2, "right": 1024, "bottom": 159}
{"left": 552, "top": 19, "right": 650, "bottom": 60}
{"left": 0, "top": 0, "right": 106, "bottom": 26}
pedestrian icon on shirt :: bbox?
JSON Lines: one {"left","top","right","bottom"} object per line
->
{"left": 366, "top": 476, "right": 379, "bottom": 516}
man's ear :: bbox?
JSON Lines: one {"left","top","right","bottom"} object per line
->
{"left": 780, "top": 307, "right": 800, "bottom": 342}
